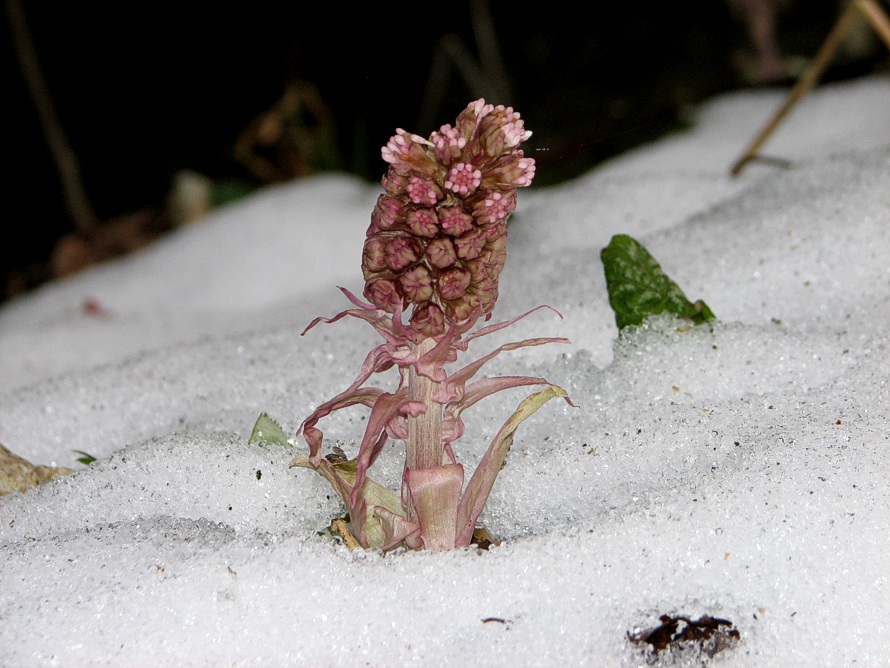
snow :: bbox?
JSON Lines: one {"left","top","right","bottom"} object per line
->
{"left": 1, "top": 75, "right": 888, "bottom": 666}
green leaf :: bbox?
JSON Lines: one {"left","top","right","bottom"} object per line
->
{"left": 73, "top": 450, "right": 96, "bottom": 466}
{"left": 209, "top": 179, "right": 254, "bottom": 208}
{"left": 600, "top": 234, "right": 715, "bottom": 330}
{"left": 248, "top": 413, "right": 291, "bottom": 446}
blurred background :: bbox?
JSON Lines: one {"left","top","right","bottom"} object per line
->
{"left": 3, "top": 0, "right": 888, "bottom": 306}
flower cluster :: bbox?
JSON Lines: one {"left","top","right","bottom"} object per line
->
{"left": 362, "top": 100, "right": 536, "bottom": 339}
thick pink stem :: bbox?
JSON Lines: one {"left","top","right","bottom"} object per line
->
{"left": 406, "top": 464, "right": 464, "bottom": 551}
{"left": 406, "top": 337, "right": 444, "bottom": 470}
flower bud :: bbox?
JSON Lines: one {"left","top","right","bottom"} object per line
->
{"left": 365, "top": 277, "right": 403, "bottom": 313}
{"left": 384, "top": 236, "right": 423, "bottom": 272}
{"left": 438, "top": 267, "right": 472, "bottom": 301}
{"left": 438, "top": 205, "right": 475, "bottom": 236}
{"left": 430, "top": 124, "right": 465, "bottom": 165}
{"left": 406, "top": 176, "right": 442, "bottom": 206}
{"left": 382, "top": 129, "right": 437, "bottom": 176}
{"left": 445, "top": 292, "right": 480, "bottom": 322}
{"left": 444, "top": 162, "right": 482, "bottom": 197}
{"left": 484, "top": 153, "right": 536, "bottom": 190}
{"left": 405, "top": 207, "right": 439, "bottom": 238}
{"left": 362, "top": 236, "right": 389, "bottom": 273}
{"left": 381, "top": 170, "right": 409, "bottom": 196}
{"left": 410, "top": 302, "right": 445, "bottom": 337}
{"left": 472, "top": 190, "right": 516, "bottom": 226}
{"left": 478, "top": 105, "right": 531, "bottom": 157}
{"left": 426, "top": 236, "right": 458, "bottom": 269}
{"left": 400, "top": 265, "right": 434, "bottom": 303}
{"left": 371, "top": 194, "right": 406, "bottom": 231}
{"left": 454, "top": 228, "right": 487, "bottom": 260}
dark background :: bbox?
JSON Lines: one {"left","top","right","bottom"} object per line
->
{"left": 3, "top": 0, "right": 887, "bottom": 304}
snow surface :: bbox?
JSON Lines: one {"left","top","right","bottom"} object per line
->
{"left": 1, "top": 75, "right": 888, "bottom": 666}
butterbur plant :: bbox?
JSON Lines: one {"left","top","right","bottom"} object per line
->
{"left": 285, "top": 100, "right": 573, "bottom": 552}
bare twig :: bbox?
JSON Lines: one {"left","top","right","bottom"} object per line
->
{"left": 858, "top": 0, "right": 890, "bottom": 46}
{"left": 730, "top": 0, "right": 890, "bottom": 176}
{"left": 6, "top": 0, "right": 99, "bottom": 233}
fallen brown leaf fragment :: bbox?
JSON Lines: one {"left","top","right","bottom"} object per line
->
{"left": 628, "top": 613, "right": 740, "bottom": 658}
{"left": 0, "top": 444, "right": 74, "bottom": 496}
{"left": 471, "top": 526, "right": 501, "bottom": 551}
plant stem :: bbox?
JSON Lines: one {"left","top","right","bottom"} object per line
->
{"left": 406, "top": 337, "right": 443, "bottom": 470}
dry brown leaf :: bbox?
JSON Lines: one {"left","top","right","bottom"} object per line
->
{"left": 0, "top": 443, "right": 74, "bottom": 496}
